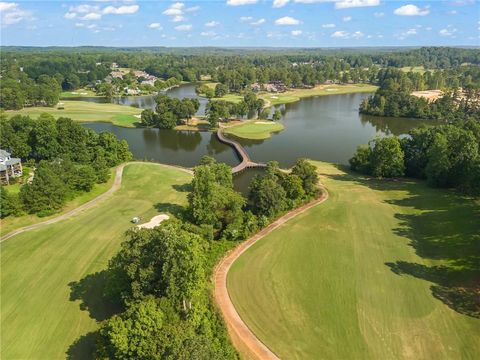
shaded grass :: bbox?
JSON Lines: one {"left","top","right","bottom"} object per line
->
{"left": 1, "top": 163, "right": 192, "bottom": 359}
{"left": 60, "top": 89, "right": 98, "bottom": 98}
{"left": 5, "top": 100, "right": 142, "bottom": 127}
{"left": 224, "top": 120, "right": 284, "bottom": 140}
{"left": 0, "top": 168, "right": 116, "bottom": 236}
{"left": 228, "top": 161, "right": 480, "bottom": 359}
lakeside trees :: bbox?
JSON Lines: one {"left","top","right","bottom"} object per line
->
{"left": 140, "top": 95, "right": 200, "bottom": 129}
{"left": 0, "top": 114, "right": 132, "bottom": 217}
{"left": 350, "top": 120, "right": 480, "bottom": 195}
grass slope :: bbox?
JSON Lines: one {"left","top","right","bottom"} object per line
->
{"left": 0, "top": 168, "right": 115, "bottom": 236}
{"left": 260, "top": 84, "right": 378, "bottom": 106}
{"left": 60, "top": 88, "right": 98, "bottom": 98}
{"left": 5, "top": 100, "right": 142, "bottom": 127}
{"left": 228, "top": 161, "right": 480, "bottom": 360}
{"left": 224, "top": 120, "right": 284, "bottom": 140}
{"left": 1, "top": 163, "right": 192, "bottom": 360}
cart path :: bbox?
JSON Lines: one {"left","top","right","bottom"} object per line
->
{"left": 213, "top": 187, "right": 329, "bottom": 360}
{"left": 0, "top": 162, "right": 193, "bottom": 242}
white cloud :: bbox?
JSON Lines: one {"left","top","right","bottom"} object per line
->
{"left": 251, "top": 18, "right": 265, "bottom": 25}
{"left": 0, "top": 2, "right": 33, "bottom": 26}
{"left": 394, "top": 4, "right": 430, "bottom": 16}
{"left": 80, "top": 12, "right": 102, "bottom": 21}
{"left": 205, "top": 20, "right": 220, "bottom": 27}
{"left": 331, "top": 30, "right": 349, "bottom": 38}
{"left": 201, "top": 30, "right": 216, "bottom": 37}
{"left": 291, "top": 29, "right": 302, "bottom": 36}
{"left": 439, "top": 27, "right": 457, "bottom": 37}
{"left": 172, "top": 15, "right": 185, "bottom": 22}
{"left": 448, "top": 10, "right": 458, "bottom": 14}
{"left": 322, "top": 23, "right": 335, "bottom": 28}
{"left": 69, "top": 4, "right": 99, "bottom": 14}
{"left": 149, "top": 22, "right": 162, "bottom": 29}
{"left": 163, "top": 8, "right": 182, "bottom": 16}
{"left": 171, "top": 2, "right": 185, "bottom": 10}
{"left": 374, "top": 12, "right": 384, "bottom": 17}
{"left": 240, "top": 16, "right": 253, "bottom": 22}
{"left": 275, "top": 16, "right": 301, "bottom": 25}
{"left": 343, "top": 16, "right": 352, "bottom": 21}
{"left": 335, "top": 0, "right": 379, "bottom": 9}
{"left": 405, "top": 28, "right": 417, "bottom": 35}
{"left": 185, "top": 6, "right": 200, "bottom": 12}
{"left": 227, "top": 0, "right": 258, "bottom": 5}
{"left": 331, "top": 30, "right": 364, "bottom": 38}
{"left": 175, "top": 24, "right": 192, "bottom": 31}
{"left": 103, "top": 5, "right": 139, "bottom": 15}
{"left": 64, "top": 12, "right": 77, "bottom": 19}
{"left": 273, "top": 0, "right": 290, "bottom": 7}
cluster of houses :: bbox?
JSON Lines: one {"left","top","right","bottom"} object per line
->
{"left": 250, "top": 81, "right": 288, "bottom": 93}
{"left": 0, "top": 149, "right": 22, "bottom": 185}
{"left": 104, "top": 64, "right": 158, "bottom": 95}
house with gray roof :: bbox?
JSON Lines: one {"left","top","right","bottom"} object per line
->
{"left": 0, "top": 149, "right": 23, "bottom": 185}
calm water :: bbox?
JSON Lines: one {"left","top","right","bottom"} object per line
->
{"left": 82, "top": 85, "right": 438, "bottom": 192}
{"left": 71, "top": 84, "right": 207, "bottom": 115}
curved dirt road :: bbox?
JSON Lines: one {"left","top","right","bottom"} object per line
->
{"left": 213, "top": 188, "right": 329, "bottom": 360}
{"left": 0, "top": 162, "right": 192, "bottom": 242}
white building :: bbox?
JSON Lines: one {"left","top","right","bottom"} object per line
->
{"left": 0, "top": 149, "right": 22, "bottom": 185}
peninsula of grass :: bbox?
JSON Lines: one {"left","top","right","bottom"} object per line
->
{"left": 0, "top": 168, "right": 115, "bottom": 236}
{"left": 259, "top": 83, "right": 378, "bottom": 106}
{"left": 228, "top": 161, "right": 480, "bottom": 359}
{"left": 224, "top": 120, "right": 284, "bottom": 140}
{"left": 5, "top": 100, "right": 142, "bottom": 127}
{"left": 1, "top": 163, "right": 192, "bottom": 360}
{"left": 211, "top": 93, "right": 244, "bottom": 104}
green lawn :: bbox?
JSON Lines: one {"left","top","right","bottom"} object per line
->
{"left": 259, "top": 83, "right": 378, "bottom": 106}
{"left": 0, "top": 168, "right": 115, "bottom": 236}
{"left": 5, "top": 100, "right": 142, "bottom": 127}
{"left": 400, "top": 66, "right": 428, "bottom": 74}
{"left": 1, "top": 163, "right": 192, "bottom": 360}
{"left": 228, "top": 161, "right": 480, "bottom": 359}
{"left": 60, "top": 88, "right": 98, "bottom": 98}
{"left": 224, "top": 120, "right": 284, "bottom": 140}
{"left": 211, "top": 93, "right": 245, "bottom": 104}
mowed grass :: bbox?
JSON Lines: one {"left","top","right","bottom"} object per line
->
{"left": 60, "top": 88, "right": 98, "bottom": 98}
{"left": 211, "top": 93, "right": 245, "bottom": 104}
{"left": 5, "top": 100, "right": 142, "bottom": 127}
{"left": 1, "top": 163, "right": 192, "bottom": 360}
{"left": 0, "top": 168, "right": 115, "bottom": 236}
{"left": 260, "top": 83, "right": 378, "bottom": 106}
{"left": 224, "top": 120, "right": 284, "bottom": 140}
{"left": 228, "top": 161, "right": 480, "bottom": 359}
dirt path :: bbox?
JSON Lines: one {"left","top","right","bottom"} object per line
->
{"left": 213, "top": 187, "right": 329, "bottom": 360}
{"left": 0, "top": 162, "right": 192, "bottom": 243}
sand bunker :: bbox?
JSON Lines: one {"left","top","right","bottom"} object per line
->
{"left": 134, "top": 114, "right": 141, "bottom": 118}
{"left": 137, "top": 214, "right": 169, "bottom": 229}
{"left": 255, "top": 121, "right": 275, "bottom": 125}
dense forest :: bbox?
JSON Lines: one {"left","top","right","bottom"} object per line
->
{"left": 1, "top": 46, "right": 479, "bottom": 110}
{"left": 0, "top": 114, "right": 131, "bottom": 217}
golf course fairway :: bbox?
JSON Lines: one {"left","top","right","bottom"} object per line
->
{"left": 1, "top": 163, "right": 192, "bottom": 359}
{"left": 227, "top": 161, "right": 480, "bottom": 359}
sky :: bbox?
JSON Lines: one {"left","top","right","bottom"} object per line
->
{"left": 0, "top": 0, "right": 479, "bottom": 47}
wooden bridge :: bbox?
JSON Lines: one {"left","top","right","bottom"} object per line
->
{"left": 216, "top": 127, "right": 266, "bottom": 174}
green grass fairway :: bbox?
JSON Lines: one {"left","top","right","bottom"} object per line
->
{"left": 5, "top": 100, "right": 142, "bottom": 127}
{"left": 228, "top": 161, "right": 480, "bottom": 359}
{"left": 1, "top": 163, "right": 192, "bottom": 360}
{"left": 211, "top": 93, "right": 245, "bottom": 104}
{"left": 260, "top": 84, "right": 378, "bottom": 106}
{"left": 60, "top": 88, "right": 98, "bottom": 98}
{"left": 224, "top": 120, "right": 284, "bottom": 140}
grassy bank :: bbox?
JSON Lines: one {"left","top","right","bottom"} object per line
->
{"left": 0, "top": 168, "right": 115, "bottom": 236}
{"left": 224, "top": 120, "right": 284, "bottom": 140}
{"left": 228, "top": 161, "right": 480, "bottom": 359}
{"left": 60, "top": 88, "right": 98, "bottom": 98}
{"left": 259, "top": 84, "right": 378, "bottom": 106}
{"left": 5, "top": 100, "right": 142, "bottom": 127}
{"left": 1, "top": 163, "right": 192, "bottom": 359}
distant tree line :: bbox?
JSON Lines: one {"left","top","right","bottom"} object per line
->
{"left": 0, "top": 114, "right": 131, "bottom": 217}
{"left": 349, "top": 119, "right": 480, "bottom": 196}
{"left": 360, "top": 68, "right": 480, "bottom": 120}
{"left": 2, "top": 47, "right": 479, "bottom": 110}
